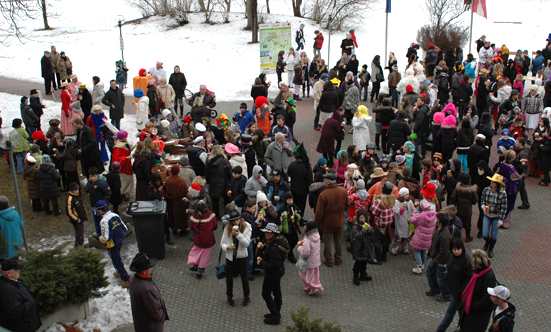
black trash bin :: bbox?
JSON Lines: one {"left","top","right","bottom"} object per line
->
{"left": 127, "top": 200, "right": 167, "bottom": 260}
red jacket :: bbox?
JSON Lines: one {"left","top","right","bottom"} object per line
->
{"left": 350, "top": 32, "right": 358, "bottom": 48}
{"left": 423, "top": 166, "right": 441, "bottom": 187}
{"left": 112, "top": 141, "right": 133, "bottom": 175}
{"left": 61, "top": 90, "right": 71, "bottom": 116}
{"left": 189, "top": 212, "right": 218, "bottom": 248}
{"left": 314, "top": 33, "right": 324, "bottom": 49}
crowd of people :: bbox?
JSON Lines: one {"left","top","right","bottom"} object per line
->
{"left": 5, "top": 30, "right": 551, "bottom": 332}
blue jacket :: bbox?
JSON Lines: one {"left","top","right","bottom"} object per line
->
{"left": 497, "top": 137, "right": 516, "bottom": 154}
{"left": 267, "top": 179, "right": 291, "bottom": 210}
{"left": 233, "top": 110, "right": 255, "bottom": 133}
{"left": 99, "top": 211, "right": 128, "bottom": 248}
{"left": 463, "top": 60, "right": 477, "bottom": 79}
{"left": 0, "top": 207, "right": 24, "bottom": 259}
{"left": 532, "top": 54, "right": 544, "bottom": 75}
{"left": 269, "top": 124, "right": 293, "bottom": 142}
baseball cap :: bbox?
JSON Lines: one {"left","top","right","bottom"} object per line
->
{"left": 487, "top": 285, "right": 510, "bottom": 300}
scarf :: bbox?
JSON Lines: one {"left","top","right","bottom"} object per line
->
{"left": 90, "top": 113, "right": 105, "bottom": 142}
{"left": 461, "top": 265, "right": 492, "bottom": 314}
{"left": 404, "top": 153, "right": 414, "bottom": 169}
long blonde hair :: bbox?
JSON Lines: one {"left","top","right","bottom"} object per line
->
{"left": 471, "top": 249, "right": 490, "bottom": 270}
{"left": 380, "top": 194, "right": 395, "bottom": 209}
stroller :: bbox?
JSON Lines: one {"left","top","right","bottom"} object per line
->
{"left": 187, "top": 88, "right": 218, "bottom": 122}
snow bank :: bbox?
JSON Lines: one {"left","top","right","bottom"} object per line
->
{"left": 0, "top": 0, "right": 546, "bottom": 102}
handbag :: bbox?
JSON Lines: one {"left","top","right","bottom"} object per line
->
{"left": 295, "top": 240, "right": 309, "bottom": 273}
{"left": 67, "top": 67, "right": 72, "bottom": 76}
{"left": 376, "top": 72, "right": 384, "bottom": 82}
{"left": 215, "top": 249, "right": 227, "bottom": 279}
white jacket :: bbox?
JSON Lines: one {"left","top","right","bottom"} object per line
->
{"left": 490, "top": 85, "right": 512, "bottom": 104}
{"left": 478, "top": 47, "right": 493, "bottom": 65}
{"left": 220, "top": 223, "right": 252, "bottom": 261}
{"left": 313, "top": 80, "right": 324, "bottom": 110}
{"left": 136, "top": 96, "right": 149, "bottom": 130}
{"left": 92, "top": 82, "right": 105, "bottom": 105}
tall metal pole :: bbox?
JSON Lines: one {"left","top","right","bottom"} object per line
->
{"left": 8, "top": 149, "right": 28, "bottom": 251}
{"left": 328, "top": 15, "right": 332, "bottom": 67}
{"left": 469, "top": 5, "right": 474, "bottom": 55}
{"left": 118, "top": 20, "right": 124, "bottom": 61}
{"left": 384, "top": 12, "right": 389, "bottom": 66}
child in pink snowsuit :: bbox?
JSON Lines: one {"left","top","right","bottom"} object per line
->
{"left": 297, "top": 221, "right": 323, "bottom": 295}
{"left": 410, "top": 199, "right": 437, "bottom": 274}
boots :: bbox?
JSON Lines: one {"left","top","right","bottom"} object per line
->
{"left": 359, "top": 272, "right": 372, "bottom": 281}
{"left": 488, "top": 239, "right": 496, "bottom": 258}
{"left": 165, "top": 231, "right": 174, "bottom": 245}
{"left": 374, "top": 247, "right": 382, "bottom": 263}
{"left": 375, "top": 134, "right": 381, "bottom": 150}
{"left": 288, "top": 251, "right": 297, "bottom": 264}
{"left": 353, "top": 270, "right": 360, "bottom": 286}
{"left": 483, "top": 237, "right": 490, "bottom": 251}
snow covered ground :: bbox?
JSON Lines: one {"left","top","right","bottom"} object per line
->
{"left": 0, "top": 0, "right": 547, "bottom": 102}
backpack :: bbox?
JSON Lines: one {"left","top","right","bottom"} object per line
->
{"left": 295, "top": 29, "right": 302, "bottom": 43}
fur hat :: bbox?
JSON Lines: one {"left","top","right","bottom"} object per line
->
{"left": 443, "top": 103, "right": 457, "bottom": 117}
{"left": 442, "top": 114, "right": 457, "bottom": 127}
{"left": 189, "top": 183, "right": 202, "bottom": 198}
{"left": 433, "top": 112, "right": 445, "bottom": 124}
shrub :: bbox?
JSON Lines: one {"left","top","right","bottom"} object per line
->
{"left": 19, "top": 245, "right": 108, "bottom": 315}
{"left": 285, "top": 306, "right": 342, "bottom": 332}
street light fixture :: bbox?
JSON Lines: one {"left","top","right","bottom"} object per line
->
{"left": 117, "top": 15, "right": 125, "bottom": 61}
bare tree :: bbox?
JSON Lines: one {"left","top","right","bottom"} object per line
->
{"left": 416, "top": 0, "right": 469, "bottom": 50}
{"left": 290, "top": 0, "right": 302, "bottom": 17}
{"left": 251, "top": 0, "right": 258, "bottom": 42}
{"left": 0, "top": 0, "right": 54, "bottom": 44}
{"left": 306, "top": 0, "right": 377, "bottom": 31}
{"left": 265, "top": 0, "right": 270, "bottom": 14}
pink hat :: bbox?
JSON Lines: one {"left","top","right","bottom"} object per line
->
{"left": 433, "top": 112, "right": 445, "bottom": 124}
{"left": 420, "top": 199, "right": 432, "bottom": 211}
{"left": 224, "top": 143, "right": 240, "bottom": 155}
{"left": 156, "top": 61, "right": 163, "bottom": 67}
{"left": 116, "top": 130, "right": 128, "bottom": 140}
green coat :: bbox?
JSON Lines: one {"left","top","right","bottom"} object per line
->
{"left": 278, "top": 209, "right": 302, "bottom": 234}
{"left": 13, "top": 127, "right": 29, "bottom": 153}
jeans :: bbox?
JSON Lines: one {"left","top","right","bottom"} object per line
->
{"left": 323, "top": 231, "right": 342, "bottom": 260}
{"left": 108, "top": 244, "right": 129, "bottom": 281}
{"left": 111, "top": 118, "right": 120, "bottom": 130}
{"left": 414, "top": 134, "right": 428, "bottom": 159}
{"left": 361, "top": 85, "right": 368, "bottom": 101}
{"left": 426, "top": 259, "right": 450, "bottom": 297}
{"left": 375, "top": 122, "right": 382, "bottom": 134}
{"left": 390, "top": 88, "right": 398, "bottom": 103}
{"left": 314, "top": 110, "right": 320, "bottom": 128}
{"left": 313, "top": 48, "right": 321, "bottom": 57}
{"left": 457, "top": 154, "right": 468, "bottom": 174}
{"left": 226, "top": 257, "right": 249, "bottom": 298}
{"left": 518, "top": 177, "right": 530, "bottom": 206}
{"left": 14, "top": 151, "right": 26, "bottom": 174}
{"left": 414, "top": 248, "right": 427, "bottom": 266}
{"left": 482, "top": 215, "right": 500, "bottom": 240}
{"left": 296, "top": 41, "right": 304, "bottom": 51}
{"left": 436, "top": 295, "right": 464, "bottom": 332}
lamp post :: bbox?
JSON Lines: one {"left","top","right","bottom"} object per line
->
{"left": 328, "top": 14, "right": 332, "bottom": 67}
{"left": 117, "top": 15, "right": 125, "bottom": 61}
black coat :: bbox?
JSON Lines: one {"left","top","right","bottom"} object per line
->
{"left": 38, "top": 163, "right": 61, "bottom": 200}
{"left": 230, "top": 174, "right": 248, "bottom": 207}
{"left": 316, "top": 82, "right": 340, "bottom": 114}
{"left": 475, "top": 160, "right": 493, "bottom": 198}
{"left": 132, "top": 156, "right": 151, "bottom": 182}
{"left": 413, "top": 104, "right": 431, "bottom": 135}
{"left": 287, "top": 160, "right": 313, "bottom": 196}
{"left": 187, "top": 146, "right": 206, "bottom": 176}
{"left": 106, "top": 171, "right": 122, "bottom": 206}
{"left": 388, "top": 118, "right": 411, "bottom": 147}
{"left": 376, "top": 106, "right": 396, "bottom": 126}
{"left": 340, "top": 39, "right": 354, "bottom": 55}
{"left": 445, "top": 253, "right": 473, "bottom": 300}
{"left": 457, "top": 81, "right": 473, "bottom": 103}
{"left": 169, "top": 72, "right": 188, "bottom": 98}
{"left": 79, "top": 89, "right": 93, "bottom": 117}
{"left": 147, "top": 88, "right": 159, "bottom": 116}
{"left": 459, "top": 267, "right": 497, "bottom": 332}
{"left": 259, "top": 234, "right": 289, "bottom": 279}
{"left": 102, "top": 87, "right": 125, "bottom": 120}
{"left": 539, "top": 138, "right": 551, "bottom": 172}
{"left": 468, "top": 142, "right": 490, "bottom": 184}
{"left": 348, "top": 59, "right": 359, "bottom": 76}
{"left": 77, "top": 125, "right": 104, "bottom": 175}
{"left": 85, "top": 177, "right": 112, "bottom": 206}
{"left": 350, "top": 222, "right": 373, "bottom": 261}
{"left": 41, "top": 55, "right": 54, "bottom": 79}
{"left": 0, "top": 277, "right": 41, "bottom": 332}
{"left": 250, "top": 84, "right": 268, "bottom": 102}
{"left": 29, "top": 96, "right": 45, "bottom": 118}
{"left": 205, "top": 155, "right": 232, "bottom": 198}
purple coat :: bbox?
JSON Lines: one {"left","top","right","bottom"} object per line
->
{"left": 316, "top": 109, "right": 342, "bottom": 154}
{"left": 410, "top": 210, "right": 437, "bottom": 250}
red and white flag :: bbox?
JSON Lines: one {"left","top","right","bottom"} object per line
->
{"left": 472, "top": 0, "right": 487, "bottom": 18}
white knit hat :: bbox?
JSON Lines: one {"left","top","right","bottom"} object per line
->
{"left": 162, "top": 109, "right": 172, "bottom": 118}
{"left": 160, "top": 120, "right": 170, "bottom": 128}
{"left": 398, "top": 187, "right": 409, "bottom": 197}
{"left": 256, "top": 190, "right": 267, "bottom": 203}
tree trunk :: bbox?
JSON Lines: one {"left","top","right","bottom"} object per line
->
{"left": 41, "top": 0, "right": 50, "bottom": 29}
{"left": 198, "top": 0, "right": 207, "bottom": 12}
{"left": 266, "top": 0, "right": 270, "bottom": 14}
{"left": 251, "top": 0, "right": 258, "bottom": 43}
{"left": 292, "top": 0, "right": 302, "bottom": 17}
{"left": 245, "top": 0, "right": 253, "bottom": 30}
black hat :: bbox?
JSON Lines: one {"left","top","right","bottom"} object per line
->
{"left": 322, "top": 173, "right": 336, "bottom": 181}
{"left": 129, "top": 252, "right": 158, "bottom": 272}
{"left": 228, "top": 209, "right": 242, "bottom": 221}
{"left": 69, "top": 182, "right": 80, "bottom": 191}
{"left": 282, "top": 191, "right": 293, "bottom": 202}
{"left": 481, "top": 112, "right": 492, "bottom": 122}
{"left": 1, "top": 258, "right": 24, "bottom": 271}
{"left": 397, "top": 110, "right": 406, "bottom": 119}
{"left": 270, "top": 168, "right": 282, "bottom": 177}
{"left": 232, "top": 166, "right": 243, "bottom": 174}
{"left": 382, "top": 181, "right": 394, "bottom": 195}
{"left": 358, "top": 156, "right": 374, "bottom": 168}
{"left": 240, "top": 102, "right": 247, "bottom": 109}
{"left": 12, "top": 118, "right": 22, "bottom": 128}
{"left": 511, "top": 89, "right": 520, "bottom": 95}
{"left": 240, "top": 134, "right": 252, "bottom": 144}
{"left": 30, "top": 89, "right": 38, "bottom": 95}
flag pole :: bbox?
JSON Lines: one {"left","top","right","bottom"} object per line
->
{"left": 469, "top": 3, "right": 474, "bottom": 55}
{"left": 385, "top": 11, "right": 389, "bottom": 66}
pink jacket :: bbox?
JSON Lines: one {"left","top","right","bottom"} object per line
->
{"left": 298, "top": 230, "right": 321, "bottom": 268}
{"left": 333, "top": 160, "right": 349, "bottom": 183}
{"left": 410, "top": 210, "right": 437, "bottom": 250}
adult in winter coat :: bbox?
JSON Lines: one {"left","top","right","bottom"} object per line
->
{"left": 468, "top": 134, "right": 490, "bottom": 184}
{"left": 316, "top": 109, "right": 344, "bottom": 166}
{"left": 133, "top": 147, "right": 151, "bottom": 202}
{"left": 38, "top": 155, "right": 61, "bottom": 215}
{"left": 169, "top": 66, "right": 188, "bottom": 116}
{"left": 413, "top": 95, "right": 431, "bottom": 157}
{"left": 476, "top": 70, "right": 491, "bottom": 113}
{"left": 157, "top": 77, "right": 176, "bottom": 117}
{"left": 437, "top": 104, "right": 458, "bottom": 163}
{"left": 111, "top": 131, "right": 134, "bottom": 200}
{"left": 352, "top": 105, "right": 372, "bottom": 151}
{"left": 374, "top": 99, "right": 396, "bottom": 154}
{"left": 29, "top": 90, "right": 45, "bottom": 130}
{"left": 314, "top": 173, "right": 350, "bottom": 267}
{"left": 459, "top": 249, "right": 496, "bottom": 332}
{"left": 41, "top": 51, "right": 54, "bottom": 95}
{"left": 0, "top": 197, "right": 25, "bottom": 259}
{"left": 56, "top": 51, "right": 72, "bottom": 82}
{"left": 74, "top": 118, "right": 103, "bottom": 177}
{"left": 452, "top": 174, "right": 478, "bottom": 242}
{"left": 287, "top": 143, "right": 313, "bottom": 215}
{"left": 539, "top": 136, "right": 551, "bottom": 186}
{"left": 86, "top": 105, "right": 109, "bottom": 163}
{"left": 435, "top": 68, "right": 451, "bottom": 105}
{"left": 457, "top": 75, "right": 473, "bottom": 119}
{"left": 370, "top": 56, "right": 384, "bottom": 102}
{"left": 342, "top": 75, "right": 360, "bottom": 123}
{"left": 387, "top": 110, "right": 411, "bottom": 152}
{"left": 0, "top": 258, "right": 42, "bottom": 332}
{"left": 23, "top": 162, "right": 42, "bottom": 211}
{"left": 264, "top": 133, "right": 294, "bottom": 175}
{"left": 134, "top": 89, "right": 149, "bottom": 131}
{"left": 20, "top": 97, "right": 38, "bottom": 136}
{"left": 165, "top": 165, "right": 189, "bottom": 235}
{"left": 59, "top": 82, "right": 75, "bottom": 135}
{"left": 276, "top": 51, "right": 287, "bottom": 84}
{"left": 205, "top": 146, "right": 232, "bottom": 217}
{"left": 78, "top": 84, "right": 93, "bottom": 123}
{"left": 456, "top": 118, "right": 475, "bottom": 173}
{"left": 316, "top": 81, "right": 340, "bottom": 125}
{"left": 128, "top": 253, "right": 169, "bottom": 332}
{"left": 92, "top": 76, "right": 105, "bottom": 106}
{"left": 102, "top": 80, "right": 125, "bottom": 130}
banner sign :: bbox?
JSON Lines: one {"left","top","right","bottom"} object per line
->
{"left": 260, "top": 22, "right": 292, "bottom": 74}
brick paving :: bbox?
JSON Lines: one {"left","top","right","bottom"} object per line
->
{"left": 1, "top": 77, "right": 549, "bottom": 331}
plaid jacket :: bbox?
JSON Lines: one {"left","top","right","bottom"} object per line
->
{"left": 370, "top": 199, "right": 394, "bottom": 228}
{"left": 480, "top": 186, "right": 507, "bottom": 220}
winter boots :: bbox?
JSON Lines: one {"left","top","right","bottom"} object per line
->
{"left": 288, "top": 251, "right": 297, "bottom": 264}
{"left": 353, "top": 271, "right": 360, "bottom": 286}
{"left": 483, "top": 237, "right": 490, "bottom": 251}
{"left": 375, "top": 133, "right": 381, "bottom": 150}
{"left": 293, "top": 94, "right": 302, "bottom": 101}
{"left": 487, "top": 239, "right": 496, "bottom": 258}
